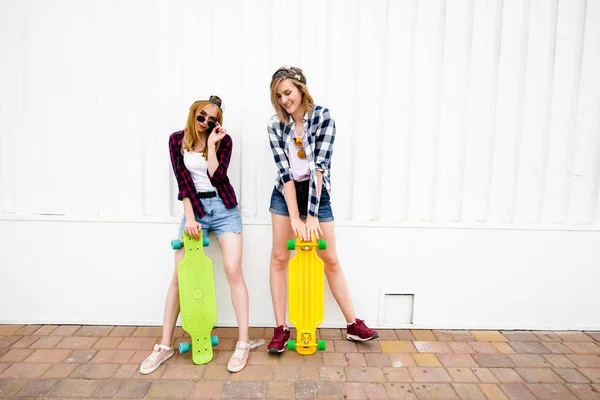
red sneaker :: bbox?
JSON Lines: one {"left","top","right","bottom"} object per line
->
{"left": 346, "top": 319, "right": 379, "bottom": 342}
{"left": 267, "top": 325, "right": 291, "bottom": 353}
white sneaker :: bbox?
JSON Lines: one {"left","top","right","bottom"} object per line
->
{"left": 139, "top": 344, "right": 174, "bottom": 374}
{"left": 227, "top": 341, "right": 250, "bottom": 373}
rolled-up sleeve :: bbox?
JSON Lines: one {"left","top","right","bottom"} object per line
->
{"left": 314, "top": 108, "right": 335, "bottom": 172}
{"left": 267, "top": 119, "right": 292, "bottom": 184}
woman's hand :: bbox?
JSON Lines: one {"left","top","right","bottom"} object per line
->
{"left": 305, "top": 215, "right": 323, "bottom": 240}
{"left": 184, "top": 218, "right": 201, "bottom": 240}
{"left": 290, "top": 217, "right": 309, "bottom": 242}
{"left": 207, "top": 122, "right": 227, "bottom": 146}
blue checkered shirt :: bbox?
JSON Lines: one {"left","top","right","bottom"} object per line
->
{"left": 267, "top": 105, "right": 336, "bottom": 217}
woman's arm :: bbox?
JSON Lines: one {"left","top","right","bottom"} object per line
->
{"left": 207, "top": 130, "right": 232, "bottom": 181}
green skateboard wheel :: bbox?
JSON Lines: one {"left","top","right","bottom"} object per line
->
{"left": 317, "top": 340, "right": 326, "bottom": 350}
{"left": 317, "top": 240, "right": 326, "bottom": 250}
{"left": 178, "top": 341, "right": 190, "bottom": 354}
{"left": 287, "top": 339, "right": 296, "bottom": 350}
{"left": 287, "top": 240, "right": 295, "bottom": 250}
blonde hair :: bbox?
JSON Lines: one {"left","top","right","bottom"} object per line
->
{"left": 270, "top": 78, "right": 314, "bottom": 125}
{"left": 182, "top": 99, "right": 223, "bottom": 159}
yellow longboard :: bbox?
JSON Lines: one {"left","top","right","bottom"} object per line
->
{"left": 287, "top": 236, "right": 327, "bottom": 354}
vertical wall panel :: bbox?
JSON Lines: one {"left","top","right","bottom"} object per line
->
{"left": 571, "top": 0, "right": 600, "bottom": 224}
{"left": 514, "top": 0, "right": 558, "bottom": 224}
{"left": 461, "top": 0, "right": 503, "bottom": 223}
{"left": 1, "top": 0, "right": 599, "bottom": 230}
{"left": 379, "top": 0, "right": 418, "bottom": 223}
{"left": 489, "top": 0, "right": 530, "bottom": 224}
{"left": 542, "top": 0, "right": 587, "bottom": 224}
{"left": 435, "top": 0, "right": 473, "bottom": 222}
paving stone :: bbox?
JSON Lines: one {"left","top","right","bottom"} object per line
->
{"left": 411, "top": 330, "right": 437, "bottom": 341}
{"left": 344, "top": 366, "right": 386, "bottom": 382}
{"left": 446, "top": 367, "right": 479, "bottom": 383}
{"left": 410, "top": 383, "right": 459, "bottom": 399}
{"left": 501, "top": 331, "right": 539, "bottom": 342}
{"left": 384, "top": 383, "right": 418, "bottom": 399}
{"left": 408, "top": 367, "right": 452, "bottom": 382}
{"left": 380, "top": 340, "right": 416, "bottom": 353}
{"left": 14, "top": 379, "right": 57, "bottom": 397}
{"left": 190, "top": 381, "right": 225, "bottom": 399}
{"left": 50, "top": 325, "right": 81, "bottom": 336}
{"left": 343, "top": 382, "right": 389, "bottom": 399}
{"left": 507, "top": 354, "right": 551, "bottom": 367}
{"left": 567, "top": 355, "right": 600, "bottom": 368}
{"left": 490, "top": 368, "right": 524, "bottom": 383}
{"left": 221, "top": 381, "right": 266, "bottom": 399}
{"left": 0, "top": 379, "right": 28, "bottom": 398}
{"left": 146, "top": 380, "right": 194, "bottom": 398}
{"left": 515, "top": 367, "right": 564, "bottom": 383}
{"left": 527, "top": 383, "right": 578, "bottom": 399}
{"left": 579, "top": 368, "right": 600, "bottom": 383}
{"left": 41, "top": 363, "right": 78, "bottom": 379}
{"left": 48, "top": 378, "right": 103, "bottom": 397}
{"left": 0, "top": 363, "right": 52, "bottom": 378}
{"left": 93, "top": 379, "right": 124, "bottom": 398}
{"left": 319, "top": 367, "right": 344, "bottom": 382}
{"left": 437, "top": 353, "right": 478, "bottom": 367}
{"left": 229, "top": 365, "right": 272, "bottom": 381}
{"left": 412, "top": 353, "right": 442, "bottom": 367}
{"left": 115, "top": 380, "right": 151, "bottom": 398}
{"left": 472, "top": 353, "right": 515, "bottom": 368}
{"left": 470, "top": 331, "right": 508, "bottom": 342}
{"left": 498, "top": 383, "right": 537, "bottom": 399}
{"left": 0, "top": 325, "right": 24, "bottom": 336}
{"left": 565, "top": 383, "right": 600, "bottom": 400}
{"left": 452, "top": 383, "right": 487, "bottom": 399}
{"left": 75, "top": 325, "right": 115, "bottom": 336}
{"left": 413, "top": 341, "right": 453, "bottom": 353}
{"left": 478, "top": 383, "right": 510, "bottom": 399}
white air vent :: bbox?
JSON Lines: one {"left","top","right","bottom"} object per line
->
{"left": 378, "top": 293, "right": 414, "bottom": 326}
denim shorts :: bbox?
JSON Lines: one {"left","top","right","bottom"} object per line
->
{"left": 178, "top": 196, "right": 243, "bottom": 238}
{"left": 269, "top": 186, "right": 334, "bottom": 222}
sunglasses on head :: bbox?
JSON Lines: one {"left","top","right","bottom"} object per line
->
{"left": 196, "top": 115, "right": 217, "bottom": 127}
{"left": 294, "top": 137, "right": 306, "bottom": 159}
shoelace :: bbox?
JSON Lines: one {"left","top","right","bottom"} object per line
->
{"left": 232, "top": 346, "right": 247, "bottom": 360}
{"left": 146, "top": 349, "right": 164, "bottom": 363}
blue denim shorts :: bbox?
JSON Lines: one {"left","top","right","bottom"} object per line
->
{"left": 178, "top": 196, "right": 243, "bottom": 238}
{"left": 269, "top": 186, "right": 334, "bottom": 222}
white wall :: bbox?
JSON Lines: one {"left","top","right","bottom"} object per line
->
{"left": 1, "top": 0, "right": 599, "bottom": 329}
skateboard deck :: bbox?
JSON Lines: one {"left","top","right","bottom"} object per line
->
{"left": 173, "top": 231, "right": 218, "bottom": 365}
{"left": 287, "top": 236, "right": 327, "bottom": 354}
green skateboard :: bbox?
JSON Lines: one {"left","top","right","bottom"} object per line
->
{"left": 171, "top": 231, "right": 218, "bottom": 365}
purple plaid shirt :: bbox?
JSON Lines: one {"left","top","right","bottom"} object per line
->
{"left": 168, "top": 130, "right": 238, "bottom": 218}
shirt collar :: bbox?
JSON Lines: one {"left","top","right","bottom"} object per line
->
{"left": 288, "top": 111, "right": 310, "bottom": 125}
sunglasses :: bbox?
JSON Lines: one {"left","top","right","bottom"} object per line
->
{"left": 294, "top": 137, "right": 306, "bottom": 159}
{"left": 196, "top": 114, "right": 217, "bottom": 128}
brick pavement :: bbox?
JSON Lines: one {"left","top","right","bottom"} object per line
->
{"left": 1, "top": 325, "right": 599, "bottom": 399}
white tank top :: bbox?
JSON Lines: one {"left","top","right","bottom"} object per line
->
{"left": 289, "top": 125, "right": 310, "bottom": 182}
{"left": 183, "top": 150, "right": 217, "bottom": 192}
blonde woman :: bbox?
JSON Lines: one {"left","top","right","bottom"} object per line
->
{"left": 266, "top": 67, "right": 379, "bottom": 353}
{"left": 140, "top": 96, "right": 250, "bottom": 373}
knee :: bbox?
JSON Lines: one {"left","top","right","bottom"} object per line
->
{"left": 322, "top": 254, "right": 341, "bottom": 273}
{"left": 270, "top": 251, "right": 289, "bottom": 270}
{"left": 224, "top": 262, "right": 243, "bottom": 285}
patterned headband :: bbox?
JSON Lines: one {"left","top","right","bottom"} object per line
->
{"left": 271, "top": 66, "right": 307, "bottom": 85}
{"left": 208, "top": 95, "right": 223, "bottom": 109}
